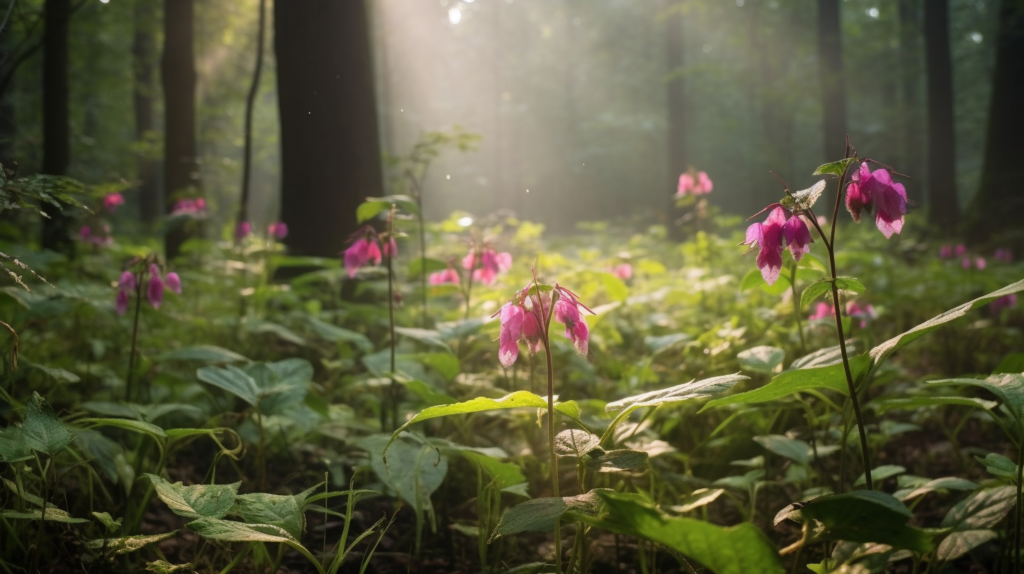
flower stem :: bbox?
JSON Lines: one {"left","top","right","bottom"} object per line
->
{"left": 126, "top": 276, "right": 143, "bottom": 403}
{"left": 387, "top": 231, "right": 398, "bottom": 432}
{"left": 463, "top": 257, "right": 475, "bottom": 321}
{"left": 789, "top": 262, "right": 806, "bottom": 355}
{"left": 533, "top": 274, "right": 561, "bottom": 572}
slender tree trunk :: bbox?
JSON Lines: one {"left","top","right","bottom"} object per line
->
{"left": 665, "top": 4, "right": 686, "bottom": 241}
{"left": 40, "top": 0, "right": 72, "bottom": 255}
{"left": 967, "top": 0, "right": 1024, "bottom": 243}
{"left": 134, "top": 0, "right": 159, "bottom": 223}
{"left": 923, "top": 0, "right": 958, "bottom": 228}
{"left": 236, "top": 0, "right": 266, "bottom": 229}
{"left": 275, "top": 0, "right": 384, "bottom": 258}
{"left": 817, "top": 0, "right": 847, "bottom": 206}
{"left": 897, "top": 0, "right": 922, "bottom": 184}
{"left": 162, "top": 0, "right": 199, "bottom": 260}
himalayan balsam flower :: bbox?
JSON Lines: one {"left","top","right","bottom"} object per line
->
{"left": 496, "top": 284, "right": 592, "bottom": 367}
{"left": 103, "top": 193, "right": 125, "bottom": 213}
{"left": 343, "top": 227, "right": 384, "bottom": 279}
{"left": 676, "top": 171, "right": 713, "bottom": 197}
{"left": 268, "top": 222, "right": 289, "bottom": 239}
{"left": 115, "top": 271, "right": 136, "bottom": 315}
{"left": 612, "top": 263, "right": 632, "bottom": 280}
{"left": 116, "top": 265, "right": 180, "bottom": 315}
{"left": 147, "top": 264, "right": 165, "bottom": 309}
{"left": 846, "top": 162, "right": 908, "bottom": 238}
{"left": 497, "top": 303, "right": 525, "bottom": 368}
{"left": 429, "top": 267, "right": 460, "bottom": 285}
{"left": 235, "top": 221, "right": 252, "bottom": 240}
{"left": 994, "top": 248, "right": 1013, "bottom": 263}
{"left": 742, "top": 206, "right": 788, "bottom": 285}
{"left": 992, "top": 294, "right": 1017, "bottom": 316}
{"left": 554, "top": 294, "right": 590, "bottom": 355}
{"left": 463, "top": 248, "right": 512, "bottom": 286}
{"left": 165, "top": 272, "right": 182, "bottom": 294}
{"left": 975, "top": 257, "right": 987, "bottom": 270}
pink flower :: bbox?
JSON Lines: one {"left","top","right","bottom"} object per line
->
{"left": 992, "top": 294, "right": 1017, "bottom": 316}
{"left": 846, "top": 301, "right": 876, "bottom": 328}
{"left": 147, "top": 264, "right": 165, "bottom": 309}
{"left": 696, "top": 171, "right": 713, "bottom": 194}
{"left": 498, "top": 303, "right": 524, "bottom": 368}
{"left": 553, "top": 291, "right": 590, "bottom": 356}
{"left": 869, "top": 168, "right": 908, "bottom": 238}
{"left": 743, "top": 206, "right": 787, "bottom": 286}
{"left": 268, "top": 222, "right": 289, "bottom": 239}
{"left": 115, "top": 290, "right": 130, "bottom": 315}
{"left": 522, "top": 310, "right": 543, "bottom": 354}
{"left": 809, "top": 302, "right": 833, "bottom": 321}
{"left": 429, "top": 267, "right": 460, "bottom": 285}
{"left": 165, "top": 272, "right": 182, "bottom": 294}
{"left": 383, "top": 237, "right": 398, "bottom": 258}
{"left": 119, "top": 271, "right": 137, "bottom": 292}
{"left": 235, "top": 221, "right": 252, "bottom": 240}
{"left": 955, "top": 244, "right": 966, "bottom": 256}
{"left": 962, "top": 257, "right": 972, "bottom": 270}
{"left": 612, "top": 263, "right": 632, "bottom": 280}
{"left": 103, "top": 193, "right": 125, "bottom": 213}
{"left": 79, "top": 225, "right": 92, "bottom": 240}
{"left": 343, "top": 228, "right": 384, "bottom": 279}
{"left": 939, "top": 245, "right": 954, "bottom": 259}
{"left": 845, "top": 162, "right": 874, "bottom": 223}
{"left": 783, "top": 215, "right": 811, "bottom": 261}
{"left": 994, "top": 248, "right": 1013, "bottom": 263}
{"left": 676, "top": 173, "right": 695, "bottom": 197}
{"left": 464, "top": 247, "right": 512, "bottom": 286}
{"left": 975, "top": 257, "right": 987, "bottom": 270}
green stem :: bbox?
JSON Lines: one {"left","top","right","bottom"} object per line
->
{"left": 218, "top": 542, "right": 255, "bottom": 574}
{"left": 256, "top": 406, "right": 266, "bottom": 490}
{"left": 534, "top": 283, "right": 561, "bottom": 573}
{"left": 387, "top": 240, "right": 397, "bottom": 432}
{"left": 789, "top": 263, "right": 806, "bottom": 355}
{"left": 126, "top": 276, "right": 143, "bottom": 402}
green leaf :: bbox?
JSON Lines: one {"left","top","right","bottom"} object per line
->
{"left": 607, "top": 374, "right": 749, "bottom": 413}
{"left": 357, "top": 194, "right": 420, "bottom": 223}
{"left": 196, "top": 365, "right": 259, "bottom": 406}
{"left": 86, "top": 531, "right": 177, "bottom": 555}
{"left": 307, "top": 319, "right": 373, "bottom": 352}
{"left": 870, "top": 279, "right": 1024, "bottom": 367}
{"left": 79, "top": 418, "right": 167, "bottom": 440}
{"left": 384, "top": 391, "right": 585, "bottom": 457}
{"left": 4, "top": 477, "right": 45, "bottom": 506}
{"left": 975, "top": 453, "right": 1017, "bottom": 480}
{"left": 854, "top": 465, "right": 906, "bottom": 487}
{"left": 790, "top": 344, "right": 856, "bottom": 370}
{"left": 416, "top": 353, "right": 460, "bottom": 381}
{"left": 394, "top": 327, "right": 451, "bottom": 352}
{"left": 401, "top": 379, "right": 456, "bottom": 406}
{"left": 929, "top": 374, "right": 1024, "bottom": 426}
{"left": 576, "top": 491, "right": 785, "bottom": 574}
{"left": 737, "top": 346, "right": 785, "bottom": 374}
{"left": 359, "top": 435, "right": 447, "bottom": 539}
{"left": 813, "top": 158, "right": 855, "bottom": 177}
{"left": 800, "top": 279, "right": 833, "bottom": 309}
{"left": 671, "top": 488, "right": 725, "bottom": 513}
{"left": 937, "top": 530, "right": 998, "bottom": 562}
{"left": 894, "top": 477, "right": 977, "bottom": 502}
{"left": 24, "top": 392, "right": 72, "bottom": 455}
{"left": 941, "top": 486, "right": 1017, "bottom": 531}
{"left": 235, "top": 493, "right": 306, "bottom": 540}
{"left": 157, "top": 345, "right": 249, "bottom": 364}
{"left": 146, "top": 560, "right": 195, "bottom": 574}
{"left": 753, "top": 435, "right": 811, "bottom": 465}
{"left": 994, "top": 352, "right": 1024, "bottom": 375}
{"left": 145, "top": 474, "right": 240, "bottom": 519}
{"left": 0, "top": 425, "right": 32, "bottom": 462}
{"left": 872, "top": 396, "right": 998, "bottom": 414}
{"left": 408, "top": 257, "right": 449, "bottom": 279}
{"left": 490, "top": 491, "right": 603, "bottom": 541}
{"left": 599, "top": 272, "right": 629, "bottom": 302}
{"left": 834, "top": 277, "right": 865, "bottom": 293}
{"left": 799, "top": 491, "right": 932, "bottom": 553}
{"left": 713, "top": 470, "right": 766, "bottom": 490}
{"left": 92, "top": 511, "right": 122, "bottom": 533}
{"left": 26, "top": 361, "right": 80, "bottom": 383}
{"left": 460, "top": 451, "right": 528, "bottom": 491}
{"left": 187, "top": 517, "right": 296, "bottom": 542}
{"left": 740, "top": 268, "right": 790, "bottom": 296}
{"left": 702, "top": 355, "right": 870, "bottom": 411}
{"left": 1, "top": 508, "right": 89, "bottom": 523}
{"left": 553, "top": 429, "right": 601, "bottom": 457}
{"left": 244, "top": 319, "right": 307, "bottom": 346}
{"left": 586, "top": 449, "right": 649, "bottom": 472}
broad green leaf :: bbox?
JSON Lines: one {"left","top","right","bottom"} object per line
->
{"left": 92, "top": 511, "right": 122, "bottom": 532}
{"left": 1, "top": 508, "right": 88, "bottom": 523}
{"left": 599, "top": 272, "right": 629, "bottom": 302}
{"left": 799, "top": 491, "right": 932, "bottom": 553}
{"left": 187, "top": 517, "right": 295, "bottom": 542}
{"left": 86, "top": 531, "right": 177, "bottom": 555}
{"left": 790, "top": 344, "right": 856, "bottom": 370}
{"left": 394, "top": 327, "right": 451, "bottom": 352}
{"left": 941, "top": 486, "right": 1017, "bottom": 531}
{"left": 737, "top": 346, "right": 785, "bottom": 374}
{"left": 801, "top": 279, "right": 834, "bottom": 309}
{"left": 975, "top": 453, "right": 1017, "bottom": 480}
{"left": 356, "top": 195, "right": 420, "bottom": 223}
{"left": 196, "top": 365, "right": 259, "bottom": 406}
{"left": 929, "top": 374, "right": 1024, "bottom": 425}
{"left": 713, "top": 470, "right": 765, "bottom": 491}
{"left": 607, "top": 374, "right": 748, "bottom": 413}
{"left": 26, "top": 361, "right": 80, "bottom": 383}
{"left": 702, "top": 355, "right": 870, "bottom": 411}
{"left": 460, "top": 451, "right": 527, "bottom": 491}
{"left": 490, "top": 491, "right": 603, "bottom": 541}
{"left": 586, "top": 449, "right": 649, "bottom": 472}
{"left": 401, "top": 379, "right": 456, "bottom": 406}
{"left": 894, "top": 477, "right": 977, "bottom": 502}
{"left": 740, "top": 268, "right": 790, "bottom": 296}
{"left": 417, "top": 353, "right": 460, "bottom": 381}
{"left": 157, "top": 345, "right": 249, "bottom": 364}
{"left": 4, "top": 477, "right": 45, "bottom": 506}
{"left": 671, "top": 488, "right": 725, "bottom": 513}
{"left": 79, "top": 418, "right": 167, "bottom": 440}
{"left": 146, "top": 474, "right": 240, "bottom": 519}
{"left": 244, "top": 319, "right": 307, "bottom": 346}
{"left": 384, "top": 391, "right": 585, "bottom": 456}
{"left": 145, "top": 560, "right": 195, "bottom": 574}
{"left": 24, "top": 392, "right": 72, "bottom": 455}
{"left": 643, "top": 333, "right": 692, "bottom": 354}
{"left": 236, "top": 492, "right": 306, "bottom": 539}
{"left": 576, "top": 490, "right": 784, "bottom": 574}
{"left": 937, "top": 530, "right": 998, "bottom": 562}
{"left": 834, "top": 277, "right": 865, "bottom": 294}
{"left": 753, "top": 435, "right": 811, "bottom": 465}
{"left": 553, "top": 429, "right": 601, "bottom": 457}
{"left": 360, "top": 435, "right": 447, "bottom": 546}
{"left": 994, "top": 352, "right": 1024, "bottom": 374}
{"left": 854, "top": 465, "right": 906, "bottom": 487}
{"left": 0, "top": 425, "right": 31, "bottom": 462}
{"left": 307, "top": 318, "right": 373, "bottom": 352}
{"left": 813, "top": 158, "right": 855, "bottom": 177}
{"left": 870, "top": 279, "right": 1024, "bottom": 367}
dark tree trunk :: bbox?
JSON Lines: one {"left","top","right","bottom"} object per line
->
{"left": 162, "top": 0, "right": 199, "bottom": 259}
{"left": 897, "top": 0, "right": 922, "bottom": 184}
{"left": 134, "top": 0, "right": 159, "bottom": 223}
{"left": 40, "top": 0, "right": 72, "bottom": 255}
{"left": 967, "top": 0, "right": 1024, "bottom": 244}
{"left": 923, "top": 0, "right": 958, "bottom": 228}
{"left": 236, "top": 0, "right": 266, "bottom": 229}
{"left": 665, "top": 5, "right": 686, "bottom": 240}
{"left": 817, "top": 0, "right": 847, "bottom": 206}
{"left": 275, "top": 0, "right": 384, "bottom": 258}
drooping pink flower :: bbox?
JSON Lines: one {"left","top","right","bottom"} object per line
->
{"left": 235, "top": 221, "right": 252, "bottom": 240}
{"left": 103, "top": 193, "right": 125, "bottom": 213}
{"left": 79, "top": 226, "right": 92, "bottom": 240}
{"left": 809, "top": 302, "right": 833, "bottom": 321}
{"left": 975, "top": 257, "right": 987, "bottom": 270}
{"left": 171, "top": 198, "right": 207, "bottom": 216}
{"left": 147, "top": 264, "right": 165, "bottom": 309}
{"left": 464, "top": 247, "right": 512, "bottom": 286}
{"left": 676, "top": 173, "right": 695, "bottom": 197}
{"left": 553, "top": 292, "right": 590, "bottom": 356}
{"left": 938, "top": 245, "right": 954, "bottom": 259}
{"left": 165, "top": 272, "right": 182, "bottom": 295}
{"left": 994, "top": 248, "right": 1013, "bottom": 263}
{"left": 955, "top": 244, "right": 966, "bottom": 256}
{"left": 991, "top": 294, "right": 1017, "bottom": 316}
{"left": 962, "top": 257, "right": 972, "bottom": 270}
{"left": 783, "top": 215, "right": 812, "bottom": 261}
{"left": 383, "top": 237, "right": 398, "bottom": 258}
{"left": 742, "top": 206, "right": 787, "bottom": 285}
{"left": 868, "top": 168, "right": 907, "bottom": 239}
{"left": 521, "top": 310, "right": 543, "bottom": 354}
{"left": 846, "top": 301, "right": 876, "bottom": 329}
{"left": 696, "top": 171, "right": 713, "bottom": 194}
{"left": 845, "top": 163, "right": 874, "bottom": 223}
{"left": 115, "top": 290, "right": 130, "bottom": 315}
{"left": 344, "top": 239, "right": 372, "bottom": 279}
{"left": 267, "top": 222, "right": 289, "bottom": 239}
{"left": 119, "top": 271, "right": 137, "bottom": 292}
{"left": 429, "top": 267, "right": 460, "bottom": 285}
{"left": 612, "top": 263, "right": 632, "bottom": 280}
{"left": 498, "top": 303, "right": 525, "bottom": 368}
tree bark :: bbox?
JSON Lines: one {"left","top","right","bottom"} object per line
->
{"left": 134, "top": 0, "right": 159, "bottom": 223}
{"left": 897, "top": 0, "right": 922, "bottom": 184}
{"left": 817, "top": 0, "right": 847, "bottom": 206}
{"left": 275, "top": 0, "right": 384, "bottom": 258}
{"left": 236, "top": 0, "right": 266, "bottom": 229}
{"left": 923, "top": 0, "right": 958, "bottom": 228}
{"left": 40, "top": 0, "right": 72, "bottom": 254}
{"left": 665, "top": 5, "right": 686, "bottom": 240}
{"left": 162, "top": 0, "right": 199, "bottom": 259}
{"left": 967, "top": 0, "right": 1024, "bottom": 243}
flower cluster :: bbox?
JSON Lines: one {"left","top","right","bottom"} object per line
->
{"left": 846, "top": 162, "right": 908, "bottom": 239}
{"left": 116, "top": 264, "right": 181, "bottom": 315}
{"left": 741, "top": 206, "right": 811, "bottom": 285}
{"left": 344, "top": 226, "right": 397, "bottom": 278}
{"left": 429, "top": 266, "right": 460, "bottom": 285}
{"left": 235, "top": 221, "right": 252, "bottom": 240}
{"left": 267, "top": 222, "right": 289, "bottom": 240}
{"left": 809, "top": 300, "right": 876, "bottom": 328}
{"left": 496, "top": 284, "right": 593, "bottom": 368}
{"left": 103, "top": 193, "right": 125, "bottom": 213}
{"left": 938, "top": 244, "right": 967, "bottom": 259}
{"left": 676, "top": 171, "right": 713, "bottom": 197}
{"left": 171, "top": 198, "right": 207, "bottom": 216}
{"left": 79, "top": 224, "right": 113, "bottom": 247}
{"left": 463, "top": 247, "right": 512, "bottom": 286}
{"left": 962, "top": 256, "right": 986, "bottom": 270}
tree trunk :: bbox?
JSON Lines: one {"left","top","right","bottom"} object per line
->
{"left": 236, "top": 0, "right": 266, "bottom": 229}
{"left": 134, "top": 0, "right": 159, "bottom": 223}
{"left": 40, "top": 0, "right": 72, "bottom": 255}
{"left": 897, "top": 0, "right": 922, "bottom": 185}
{"left": 923, "top": 0, "right": 958, "bottom": 228}
{"left": 967, "top": 0, "right": 1024, "bottom": 244}
{"left": 162, "top": 0, "right": 199, "bottom": 260}
{"left": 665, "top": 5, "right": 686, "bottom": 240}
{"left": 275, "top": 0, "right": 384, "bottom": 258}
{"left": 817, "top": 0, "right": 847, "bottom": 207}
